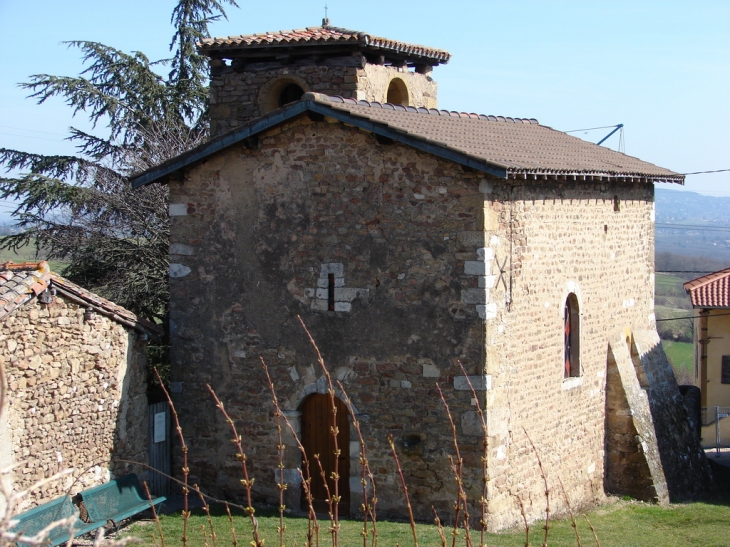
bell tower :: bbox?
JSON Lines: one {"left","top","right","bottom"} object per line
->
{"left": 199, "top": 24, "right": 451, "bottom": 136}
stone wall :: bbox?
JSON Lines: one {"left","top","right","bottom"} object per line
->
{"left": 169, "top": 116, "right": 487, "bottom": 519}
{"left": 0, "top": 294, "right": 148, "bottom": 512}
{"left": 479, "top": 180, "right": 659, "bottom": 528}
{"left": 209, "top": 59, "right": 438, "bottom": 136}
{"left": 166, "top": 115, "right": 707, "bottom": 530}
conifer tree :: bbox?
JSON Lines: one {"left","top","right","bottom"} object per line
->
{"left": 0, "top": 0, "right": 237, "bottom": 323}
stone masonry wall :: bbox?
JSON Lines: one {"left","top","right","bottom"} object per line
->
{"left": 478, "top": 180, "right": 705, "bottom": 529}
{"left": 166, "top": 114, "right": 704, "bottom": 530}
{"left": 209, "top": 60, "right": 438, "bottom": 136}
{"left": 168, "top": 116, "right": 488, "bottom": 520}
{"left": 0, "top": 295, "right": 148, "bottom": 511}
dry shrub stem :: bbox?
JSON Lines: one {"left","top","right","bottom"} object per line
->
{"left": 194, "top": 483, "right": 218, "bottom": 547}
{"left": 200, "top": 524, "right": 210, "bottom": 547}
{"left": 436, "top": 384, "right": 471, "bottom": 547}
{"left": 387, "top": 434, "right": 418, "bottom": 547}
{"left": 517, "top": 497, "right": 530, "bottom": 547}
{"left": 523, "top": 428, "right": 550, "bottom": 547}
{"left": 206, "top": 384, "right": 264, "bottom": 547}
{"left": 225, "top": 502, "right": 239, "bottom": 547}
{"left": 155, "top": 367, "right": 190, "bottom": 547}
{"left": 583, "top": 515, "right": 601, "bottom": 547}
{"left": 297, "top": 316, "right": 341, "bottom": 546}
{"left": 432, "top": 506, "right": 448, "bottom": 547}
{"left": 261, "top": 358, "right": 287, "bottom": 547}
{"left": 457, "top": 361, "right": 489, "bottom": 547}
{"left": 557, "top": 478, "right": 582, "bottom": 547}
{"left": 262, "top": 360, "right": 320, "bottom": 547}
{"left": 142, "top": 480, "right": 166, "bottom": 547}
{"left": 313, "top": 453, "right": 336, "bottom": 540}
{"left": 337, "top": 381, "right": 378, "bottom": 547}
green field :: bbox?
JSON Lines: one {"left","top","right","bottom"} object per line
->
{"left": 0, "top": 240, "right": 67, "bottom": 272}
{"left": 655, "top": 273, "right": 686, "bottom": 297}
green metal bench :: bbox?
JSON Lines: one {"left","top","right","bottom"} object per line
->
{"left": 10, "top": 495, "right": 103, "bottom": 547}
{"left": 80, "top": 474, "right": 166, "bottom": 530}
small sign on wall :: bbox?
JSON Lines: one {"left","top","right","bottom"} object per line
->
{"left": 154, "top": 412, "right": 166, "bottom": 443}
{"left": 721, "top": 356, "right": 730, "bottom": 384}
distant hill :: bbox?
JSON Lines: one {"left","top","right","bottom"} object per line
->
{"left": 655, "top": 188, "right": 730, "bottom": 262}
{"left": 656, "top": 187, "right": 730, "bottom": 223}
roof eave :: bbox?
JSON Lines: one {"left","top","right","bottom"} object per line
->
{"left": 506, "top": 169, "right": 684, "bottom": 184}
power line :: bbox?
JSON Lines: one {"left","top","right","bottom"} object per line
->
{"left": 0, "top": 125, "right": 68, "bottom": 137}
{"left": 656, "top": 311, "right": 730, "bottom": 322}
{"left": 654, "top": 223, "right": 730, "bottom": 232}
{"left": 683, "top": 169, "right": 730, "bottom": 176}
{"left": 564, "top": 125, "right": 618, "bottom": 133}
{"left": 0, "top": 131, "right": 66, "bottom": 143}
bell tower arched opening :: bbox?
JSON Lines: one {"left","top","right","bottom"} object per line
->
{"left": 258, "top": 76, "right": 310, "bottom": 115}
{"left": 386, "top": 78, "right": 410, "bottom": 106}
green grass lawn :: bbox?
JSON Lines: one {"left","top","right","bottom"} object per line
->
{"left": 124, "top": 497, "right": 730, "bottom": 547}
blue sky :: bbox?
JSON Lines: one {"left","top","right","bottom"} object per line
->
{"left": 0, "top": 0, "right": 728, "bottom": 222}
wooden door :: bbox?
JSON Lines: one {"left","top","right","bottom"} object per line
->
{"left": 301, "top": 394, "right": 350, "bottom": 514}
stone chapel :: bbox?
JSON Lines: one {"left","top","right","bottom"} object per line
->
{"left": 132, "top": 24, "right": 710, "bottom": 530}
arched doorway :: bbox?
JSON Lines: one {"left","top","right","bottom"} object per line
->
{"left": 300, "top": 393, "right": 350, "bottom": 514}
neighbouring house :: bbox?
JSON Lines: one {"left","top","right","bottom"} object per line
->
{"left": 684, "top": 267, "right": 730, "bottom": 447}
{"left": 0, "top": 261, "right": 159, "bottom": 515}
{"left": 132, "top": 24, "right": 710, "bottom": 530}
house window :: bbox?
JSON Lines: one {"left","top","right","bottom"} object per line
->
{"left": 721, "top": 356, "right": 730, "bottom": 384}
{"left": 564, "top": 293, "right": 580, "bottom": 378}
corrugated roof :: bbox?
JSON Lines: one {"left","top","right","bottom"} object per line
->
{"left": 198, "top": 26, "right": 451, "bottom": 64}
{"left": 0, "top": 261, "right": 161, "bottom": 335}
{"left": 131, "top": 93, "right": 684, "bottom": 188}
{"left": 683, "top": 267, "right": 730, "bottom": 309}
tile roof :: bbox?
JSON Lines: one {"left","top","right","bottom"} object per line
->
{"left": 131, "top": 93, "right": 684, "bottom": 188}
{"left": 683, "top": 267, "right": 730, "bottom": 309}
{"left": 198, "top": 26, "right": 451, "bottom": 64}
{"left": 0, "top": 261, "right": 161, "bottom": 335}
{"left": 319, "top": 95, "right": 683, "bottom": 182}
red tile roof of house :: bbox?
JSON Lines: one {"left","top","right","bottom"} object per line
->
{"left": 198, "top": 26, "right": 451, "bottom": 64}
{"left": 683, "top": 267, "right": 730, "bottom": 309}
{"left": 0, "top": 261, "right": 161, "bottom": 335}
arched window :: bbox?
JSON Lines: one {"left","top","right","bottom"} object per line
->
{"left": 564, "top": 293, "right": 580, "bottom": 378}
{"left": 258, "top": 76, "right": 310, "bottom": 115}
{"left": 386, "top": 78, "right": 409, "bottom": 106}
{"left": 278, "top": 83, "right": 305, "bottom": 107}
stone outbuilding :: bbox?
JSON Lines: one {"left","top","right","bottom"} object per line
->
{"left": 0, "top": 261, "right": 159, "bottom": 515}
{"left": 132, "top": 25, "right": 711, "bottom": 530}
